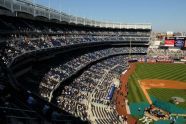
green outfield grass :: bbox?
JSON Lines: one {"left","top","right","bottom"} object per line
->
{"left": 148, "top": 88, "right": 186, "bottom": 109}
{"left": 128, "top": 63, "right": 186, "bottom": 104}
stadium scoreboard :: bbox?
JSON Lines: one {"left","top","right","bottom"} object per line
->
{"left": 163, "top": 37, "right": 186, "bottom": 48}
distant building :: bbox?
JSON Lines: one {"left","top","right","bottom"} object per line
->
{"left": 174, "top": 32, "right": 183, "bottom": 37}
{"left": 167, "top": 31, "right": 174, "bottom": 37}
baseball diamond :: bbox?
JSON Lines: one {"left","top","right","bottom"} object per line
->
{"left": 117, "top": 63, "right": 186, "bottom": 124}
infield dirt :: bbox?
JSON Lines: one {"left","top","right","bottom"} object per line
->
{"left": 139, "top": 79, "right": 186, "bottom": 104}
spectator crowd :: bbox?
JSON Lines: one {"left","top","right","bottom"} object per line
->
{"left": 39, "top": 47, "right": 147, "bottom": 101}
{"left": 0, "top": 16, "right": 151, "bottom": 124}
{"left": 0, "top": 16, "right": 150, "bottom": 65}
{"left": 56, "top": 55, "right": 144, "bottom": 123}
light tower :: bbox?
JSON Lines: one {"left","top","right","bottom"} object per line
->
{"left": 129, "top": 36, "right": 132, "bottom": 59}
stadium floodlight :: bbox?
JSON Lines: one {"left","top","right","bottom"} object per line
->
{"left": 129, "top": 37, "right": 132, "bottom": 58}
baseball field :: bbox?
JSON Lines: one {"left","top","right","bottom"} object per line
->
{"left": 127, "top": 63, "right": 186, "bottom": 115}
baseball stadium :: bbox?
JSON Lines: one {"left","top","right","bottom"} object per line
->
{"left": 0, "top": 0, "right": 186, "bottom": 124}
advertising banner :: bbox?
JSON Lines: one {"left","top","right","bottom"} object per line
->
{"left": 164, "top": 40, "right": 175, "bottom": 47}
{"left": 174, "top": 39, "right": 185, "bottom": 48}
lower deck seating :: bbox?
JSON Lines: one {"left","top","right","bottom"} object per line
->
{"left": 56, "top": 55, "right": 144, "bottom": 123}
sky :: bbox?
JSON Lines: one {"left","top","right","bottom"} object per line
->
{"left": 35, "top": 0, "right": 186, "bottom": 32}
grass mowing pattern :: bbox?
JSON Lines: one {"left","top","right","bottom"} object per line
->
{"left": 148, "top": 88, "right": 186, "bottom": 109}
{"left": 128, "top": 73, "right": 147, "bottom": 103}
{"left": 135, "top": 63, "right": 186, "bottom": 81}
{"left": 128, "top": 63, "right": 186, "bottom": 103}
